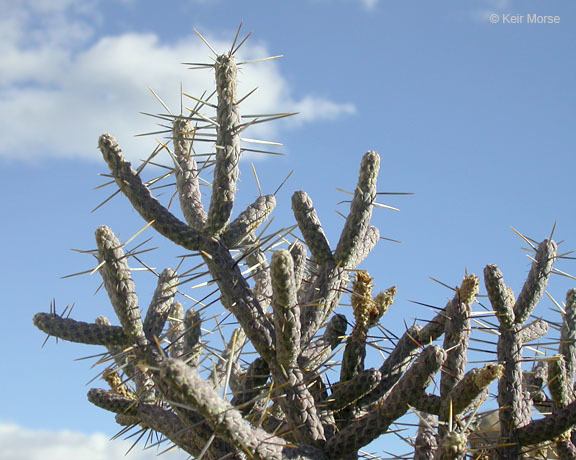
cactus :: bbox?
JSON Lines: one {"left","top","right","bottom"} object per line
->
{"left": 33, "top": 27, "right": 576, "bottom": 460}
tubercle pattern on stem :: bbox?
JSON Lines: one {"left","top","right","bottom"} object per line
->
{"left": 95, "top": 225, "right": 145, "bottom": 343}
{"left": 560, "top": 288, "right": 576, "bottom": 385}
{"left": 33, "top": 313, "right": 130, "bottom": 346}
{"left": 334, "top": 151, "right": 379, "bottom": 268}
{"left": 172, "top": 117, "right": 207, "bottom": 228}
{"left": 222, "top": 194, "right": 276, "bottom": 249}
{"left": 143, "top": 268, "right": 179, "bottom": 341}
{"left": 513, "top": 239, "right": 557, "bottom": 324}
{"left": 440, "top": 274, "right": 477, "bottom": 402}
{"left": 204, "top": 54, "right": 242, "bottom": 236}
{"left": 291, "top": 191, "right": 333, "bottom": 265}
{"left": 271, "top": 249, "right": 301, "bottom": 369}
{"left": 414, "top": 412, "right": 437, "bottom": 460}
{"left": 167, "top": 301, "right": 185, "bottom": 358}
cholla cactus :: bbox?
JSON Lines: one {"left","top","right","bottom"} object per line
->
{"left": 33, "top": 28, "right": 576, "bottom": 460}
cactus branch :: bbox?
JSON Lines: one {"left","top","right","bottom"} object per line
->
{"left": 514, "top": 239, "right": 557, "bottom": 324}
{"left": 205, "top": 54, "right": 242, "bottom": 235}
{"left": 560, "top": 288, "right": 576, "bottom": 386}
{"left": 518, "top": 317, "right": 549, "bottom": 344}
{"left": 346, "top": 224, "right": 380, "bottom": 269}
{"left": 439, "top": 363, "right": 503, "bottom": 422}
{"left": 222, "top": 195, "right": 276, "bottom": 248}
{"left": 167, "top": 301, "right": 185, "bottom": 358}
{"left": 144, "top": 268, "right": 179, "bottom": 340}
{"left": 484, "top": 264, "right": 515, "bottom": 328}
{"left": 414, "top": 413, "right": 438, "bottom": 460}
{"left": 33, "top": 313, "right": 130, "bottom": 346}
{"left": 160, "top": 357, "right": 313, "bottom": 460}
{"left": 95, "top": 225, "right": 145, "bottom": 343}
{"left": 334, "top": 151, "right": 380, "bottom": 269}
{"left": 172, "top": 117, "right": 207, "bottom": 228}
{"left": 327, "top": 368, "right": 381, "bottom": 411}
{"left": 271, "top": 249, "right": 301, "bottom": 369}
{"left": 325, "top": 345, "right": 446, "bottom": 459}
{"left": 517, "top": 399, "right": 576, "bottom": 446}
{"left": 98, "top": 135, "right": 204, "bottom": 251}
{"left": 291, "top": 191, "right": 333, "bottom": 265}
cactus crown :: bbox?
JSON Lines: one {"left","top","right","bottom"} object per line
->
{"left": 34, "top": 27, "right": 576, "bottom": 460}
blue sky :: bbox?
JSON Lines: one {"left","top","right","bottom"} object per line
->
{"left": 2, "top": 0, "right": 575, "bottom": 458}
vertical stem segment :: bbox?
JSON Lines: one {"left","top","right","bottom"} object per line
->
{"left": 270, "top": 250, "right": 326, "bottom": 445}
{"left": 560, "top": 289, "right": 576, "bottom": 387}
{"left": 439, "top": 275, "right": 477, "bottom": 437}
{"left": 513, "top": 239, "right": 557, "bottom": 324}
{"left": 291, "top": 191, "right": 333, "bottom": 265}
{"left": 484, "top": 264, "right": 515, "bottom": 328}
{"left": 206, "top": 54, "right": 242, "bottom": 235}
{"left": 415, "top": 413, "right": 438, "bottom": 460}
{"left": 144, "top": 268, "right": 178, "bottom": 340}
{"left": 95, "top": 226, "right": 145, "bottom": 343}
{"left": 271, "top": 249, "right": 301, "bottom": 369}
{"left": 173, "top": 118, "right": 207, "bottom": 228}
{"left": 334, "top": 151, "right": 379, "bottom": 268}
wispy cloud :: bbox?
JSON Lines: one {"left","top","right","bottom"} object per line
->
{"left": 287, "top": 96, "right": 356, "bottom": 124}
{"left": 358, "top": 0, "right": 379, "bottom": 10}
{"left": 469, "top": 0, "right": 513, "bottom": 22}
{"left": 0, "top": 422, "right": 188, "bottom": 460}
{"left": 0, "top": 3, "right": 355, "bottom": 162}
{"left": 311, "top": 0, "right": 379, "bottom": 11}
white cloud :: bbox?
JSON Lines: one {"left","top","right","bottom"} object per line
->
{"left": 0, "top": 422, "right": 189, "bottom": 460}
{"left": 0, "top": 4, "right": 355, "bottom": 162}
{"left": 0, "top": 0, "right": 97, "bottom": 47}
{"left": 288, "top": 96, "right": 356, "bottom": 124}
